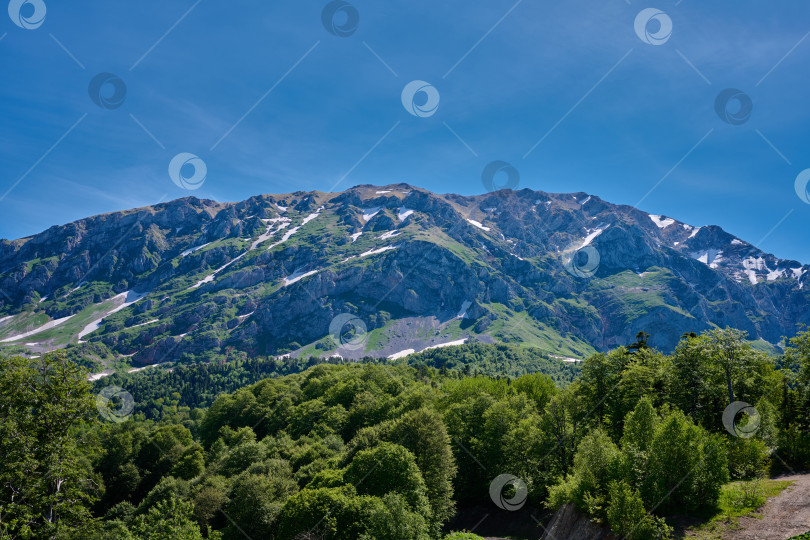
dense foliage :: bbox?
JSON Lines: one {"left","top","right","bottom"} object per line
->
{"left": 1, "top": 328, "right": 809, "bottom": 539}
{"left": 92, "top": 343, "right": 580, "bottom": 422}
{"left": 92, "top": 355, "right": 350, "bottom": 421}
{"left": 404, "top": 342, "right": 581, "bottom": 382}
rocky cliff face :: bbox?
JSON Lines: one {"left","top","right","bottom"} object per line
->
{"left": 540, "top": 503, "right": 614, "bottom": 540}
{"left": 0, "top": 184, "right": 807, "bottom": 364}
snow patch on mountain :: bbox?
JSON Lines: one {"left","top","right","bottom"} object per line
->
{"left": 301, "top": 207, "right": 323, "bottom": 226}
{"left": 767, "top": 268, "right": 784, "bottom": 281}
{"left": 457, "top": 300, "right": 472, "bottom": 319}
{"left": 422, "top": 339, "right": 467, "bottom": 351}
{"left": 191, "top": 209, "right": 323, "bottom": 289}
{"left": 649, "top": 215, "right": 675, "bottom": 229}
{"left": 88, "top": 371, "right": 114, "bottom": 381}
{"left": 739, "top": 257, "right": 768, "bottom": 285}
{"left": 111, "top": 291, "right": 149, "bottom": 312}
{"left": 691, "top": 249, "right": 723, "bottom": 269}
{"left": 267, "top": 226, "right": 299, "bottom": 249}
{"left": 130, "top": 319, "right": 159, "bottom": 329}
{"left": 467, "top": 219, "right": 491, "bottom": 231}
{"left": 181, "top": 242, "right": 212, "bottom": 257}
{"left": 360, "top": 245, "right": 398, "bottom": 258}
{"left": 78, "top": 290, "right": 150, "bottom": 340}
{"left": 362, "top": 208, "right": 381, "bottom": 221}
{"left": 551, "top": 355, "right": 582, "bottom": 363}
{"left": 743, "top": 257, "right": 768, "bottom": 271}
{"left": 191, "top": 253, "right": 247, "bottom": 289}
{"left": 265, "top": 209, "right": 322, "bottom": 252}
{"left": 380, "top": 230, "right": 401, "bottom": 240}
{"left": 284, "top": 269, "right": 320, "bottom": 286}
{"left": 742, "top": 270, "right": 758, "bottom": 285}
{"left": 581, "top": 226, "right": 608, "bottom": 248}
{"left": 388, "top": 348, "right": 415, "bottom": 360}
{"left": 387, "top": 338, "right": 468, "bottom": 360}
{"left": 69, "top": 282, "right": 87, "bottom": 294}
{"left": 252, "top": 218, "right": 290, "bottom": 249}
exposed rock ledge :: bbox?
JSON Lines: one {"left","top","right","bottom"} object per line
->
{"left": 540, "top": 503, "right": 614, "bottom": 540}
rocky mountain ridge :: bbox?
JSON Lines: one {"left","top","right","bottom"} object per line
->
{"left": 0, "top": 184, "right": 807, "bottom": 365}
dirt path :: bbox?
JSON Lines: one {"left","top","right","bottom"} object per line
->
{"left": 725, "top": 474, "right": 810, "bottom": 540}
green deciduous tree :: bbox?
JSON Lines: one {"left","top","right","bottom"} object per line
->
{"left": 344, "top": 442, "right": 430, "bottom": 516}
{"left": 191, "top": 475, "right": 228, "bottom": 533}
{"left": 275, "top": 485, "right": 370, "bottom": 540}
{"left": 621, "top": 397, "right": 659, "bottom": 490}
{"left": 511, "top": 372, "right": 557, "bottom": 411}
{"left": 703, "top": 328, "right": 760, "bottom": 407}
{"left": 363, "top": 492, "right": 431, "bottom": 540}
{"left": 548, "top": 427, "right": 621, "bottom": 518}
{"left": 641, "top": 410, "right": 728, "bottom": 512}
{"left": 172, "top": 446, "right": 205, "bottom": 480}
{"left": 132, "top": 495, "right": 206, "bottom": 540}
{"left": 606, "top": 480, "right": 671, "bottom": 540}
{"left": 222, "top": 468, "right": 297, "bottom": 539}
{"left": 669, "top": 334, "right": 720, "bottom": 428}
{"left": 0, "top": 352, "right": 98, "bottom": 538}
{"left": 578, "top": 349, "right": 629, "bottom": 429}
{"left": 386, "top": 407, "right": 457, "bottom": 534}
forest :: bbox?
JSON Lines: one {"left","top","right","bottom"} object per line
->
{"left": 1, "top": 328, "right": 809, "bottom": 539}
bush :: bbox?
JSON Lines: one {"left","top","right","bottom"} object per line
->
{"left": 276, "top": 486, "right": 424, "bottom": 540}
{"left": 779, "top": 426, "right": 810, "bottom": 470}
{"left": 547, "top": 428, "right": 621, "bottom": 518}
{"left": 727, "top": 437, "right": 770, "bottom": 480}
{"left": 607, "top": 481, "right": 671, "bottom": 540}
{"left": 641, "top": 411, "right": 729, "bottom": 512}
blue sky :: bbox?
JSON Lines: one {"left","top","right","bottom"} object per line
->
{"left": 2, "top": 0, "right": 810, "bottom": 262}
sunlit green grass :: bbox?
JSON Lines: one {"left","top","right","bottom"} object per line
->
{"left": 485, "top": 304, "right": 596, "bottom": 358}
{"left": 0, "top": 311, "right": 51, "bottom": 339}
{"left": 0, "top": 296, "right": 126, "bottom": 345}
{"left": 688, "top": 478, "right": 793, "bottom": 539}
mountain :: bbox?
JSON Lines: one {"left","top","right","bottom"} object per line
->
{"left": 1, "top": 184, "right": 807, "bottom": 365}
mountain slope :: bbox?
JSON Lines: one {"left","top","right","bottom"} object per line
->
{"left": 0, "top": 184, "right": 807, "bottom": 364}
